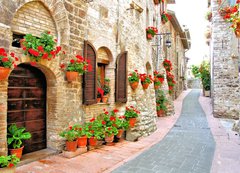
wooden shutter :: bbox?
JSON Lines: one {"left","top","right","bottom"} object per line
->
{"left": 83, "top": 41, "right": 97, "bottom": 105}
{"left": 115, "top": 52, "right": 128, "bottom": 103}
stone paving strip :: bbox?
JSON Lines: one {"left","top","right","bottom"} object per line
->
{"left": 112, "top": 90, "right": 215, "bottom": 173}
{"left": 16, "top": 90, "right": 191, "bottom": 173}
{"left": 199, "top": 94, "right": 240, "bottom": 173}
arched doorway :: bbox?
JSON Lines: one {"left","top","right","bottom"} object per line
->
{"left": 7, "top": 64, "right": 46, "bottom": 154}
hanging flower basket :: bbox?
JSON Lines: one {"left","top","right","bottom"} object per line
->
{"left": 142, "top": 83, "right": 150, "bottom": 89}
{"left": 129, "top": 81, "right": 139, "bottom": 90}
{"left": 65, "top": 71, "right": 79, "bottom": 82}
{"left": 129, "top": 118, "right": 137, "bottom": 128}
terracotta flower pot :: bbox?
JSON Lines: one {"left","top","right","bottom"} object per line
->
{"left": 116, "top": 129, "right": 124, "bottom": 138}
{"left": 77, "top": 136, "right": 87, "bottom": 148}
{"left": 154, "top": 84, "right": 160, "bottom": 90}
{"left": 235, "top": 22, "right": 240, "bottom": 38}
{"left": 157, "top": 110, "right": 165, "bottom": 117}
{"left": 65, "top": 71, "right": 79, "bottom": 82}
{"left": 9, "top": 146, "right": 24, "bottom": 159}
{"left": 0, "top": 67, "right": 11, "bottom": 81}
{"left": 147, "top": 33, "right": 153, "bottom": 40}
{"left": 129, "top": 81, "right": 139, "bottom": 90}
{"left": 105, "top": 134, "right": 114, "bottom": 143}
{"left": 154, "top": 0, "right": 160, "bottom": 4}
{"left": 65, "top": 140, "right": 77, "bottom": 152}
{"left": 0, "top": 167, "right": 16, "bottom": 173}
{"left": 142, "top": 83, "right": 150, "bottom": 89}
{"left": 129, "top": 118, "right": 137, "bottom": 128}
{"left": 88, "top": 137, "right": 97, "bottom": 146}
{"left": 97, "top": 97, "right": 101, "bottom": 103}
{"left": 102, "top": 95, "right": 108, "bottom": 103}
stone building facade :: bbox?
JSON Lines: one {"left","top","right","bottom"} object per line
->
{"left": 0, "top": 0, "right": 189, "bottom": 156}
{"left": 210, "top": 0, "right": 240, "bottom": 119}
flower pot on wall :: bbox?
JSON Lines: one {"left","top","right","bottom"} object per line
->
{"left": 147, "top": 33, "right": 153, "bottom": 40}
{"left": 97, "top": 97, "right": 101, "bottom": 103}
{"left": 235, "top": 22, "right": 240, "bottom": 38}
{"left": 9, "top": 146, "right": 24, "bottom": 159}
{"left": 129, "top": 81, "right": 139, "bottom": 90}
{"left": 142, "top": 83, "right": 150, "bottom": 89}
{"left": 0, "top": 67, "right": 11, "bottom": 81}
{"left": 65, "top": 141, "right": 77, "bottom": 152}
{"left": 129, "top": 118, "right": 137, "bottom": 128}
{"left": 65, "top": 71, "right": 79, "bottom": 82}
{"left": 154, "top": 85, "right": 160, "bottom": 90}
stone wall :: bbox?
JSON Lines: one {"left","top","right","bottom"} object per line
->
{"left": 211, "top": 0, "right": 240, "bottom": 119}
{"left": 0, "top": 0, "right": 160, "bottom": 154}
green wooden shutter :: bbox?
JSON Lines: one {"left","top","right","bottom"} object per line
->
{"left": 83, "top": 41, "right": 97, "bottom": 105}
{"left": 115, "top": 52, "right": 128, "bottom": 103}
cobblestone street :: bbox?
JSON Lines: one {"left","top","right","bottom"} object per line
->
{"left": 113, "top": 90, "right": 215, "bottom": 173}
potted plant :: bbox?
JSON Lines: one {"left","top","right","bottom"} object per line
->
{"left": 97, "top": 109, "right": 119, "bottom": 145}
{"left": 73, "top": 124, "right": 87, "bottom": 148}
{"left": 161, "top": 11, "right": 171, "bottom": 24}
{"left": 0, "top": 48, "right": 17, "bottom": 81}
{"left": 102, "top": 85, "right": 111, "bottom": 103}
{"left": 21, "top": 31, "right": 62, "bottom": 65}
{"left": 153, "top": 71, "right": 164, "bottom": 90}
{"left": 166, "top": 71, "right": 176, "bottom": 95}
{"left": 128, "top": 70, "right": 140, "bottom": 90}
{"left": 163, "top": 59, "right": 172, "bottom": 72}
{"left": 104, "top": 78, "right": 110, "bottom": 86}
{"left": 199, "top": 61, "right": 211, "bottom": 97}
{"left": 7, "top": 124, "right": 31, "bottom": 159}
{"left": 140, "top": 73, "right": 153, "bottom": 89}
{"left": 115, "top": 115, "right": 129, "bottom": 138}
{"left": 156, "top": 90, "right": 167, "bottom": 117}
{"left": 60, "top": 55, "right": 91, "bottom": 82}
{"left": 59, "top": 126, "right": 78, "bottom": 152}
{"left": 0, "top": 154, "right": 20, "bottom": 173}
{"left": 146, "top": 26, "right": 158, "bottom": 40}
{"left": 124, "top": 106, "right": 140, "bottom": 128}
{"left": 85, "top": 118, "right": 105, "bottom": 147}
{"left": 97, "top": 87, "right": 104, "bottom": 103}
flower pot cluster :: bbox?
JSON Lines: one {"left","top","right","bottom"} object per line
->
{"left": 0, "top": 124, "right": 31, "bottom": 172}
{"left": 156, "top": 90, "right": 167, "bottom": 117}
{"left": 60, "top": 55, "right": 92, "bottom": 82}
{"left": 219, "top": 3, "right": 240, "bottom": 37}
{"left": 21, "top": 31, "right": 62, "bottom": 65}
{"left": 163, "top": 59, "right": 175, "bottom": 95}
{"left": 0, "top": 155, "right": 20, "bottom": 173}
{"left": 59, "top": 107, "right": 140, "bottom": 154}
{"left": 153, "top": 71, "right": 164, "bottom": 90}
{"left": 0, "top": 48, "right": 19, "bottom": 81}
{"left": 97, "top": 78, "right": 111, "bottom": 103}
{"left": 161, "top": 11, "right": 171, "bottom": 24}
{"left": 146, "top": 26, "right": 158, "bottom": 40}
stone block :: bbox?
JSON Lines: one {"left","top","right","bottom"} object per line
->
{"left": 61, "top": 147, "right": 87, "bottom": 158}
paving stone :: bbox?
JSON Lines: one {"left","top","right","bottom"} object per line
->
{"left": 112, "top": 90, "right": 216, "bottom": 173}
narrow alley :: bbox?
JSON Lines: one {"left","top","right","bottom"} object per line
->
{"left": 113, "top": 90, "right": 215, "bottom": 173}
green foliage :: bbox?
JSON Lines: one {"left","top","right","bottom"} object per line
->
{"left": 104, "top": 78, "right": 110, "bottom": 82}
{"left": 59, "top": 126, "right": 78, "bottom": 142}
{"left": 191, "top": 65, "right": 201, "bottom": 78}
{"left": 0, "top": 155, "right": 20, "bottom": 168}
{"left": 124, "top": 106, "right": 140, "bottom": 119}
{"left": 85, "top": 120, "right": 105, "bottom": 140}
{"left": 156, "top": 90, "right": 167, "bottom": 112}
{"left": 72, "top": 124, "right": 86, "bottom": 137}
{"left": 199, "top": 61, "right": 211, "bottom": 91}
{"left": 128, "top": 70, "right": 139, "bottom": 83}
{"left": 0, "top": 48, "right": 15, "bottom": 68}
{"left": 102, "top": 85, "right": 111, "bottom": 95}
{"left": 7, "top": 124, "right": 32, "bottom": 149}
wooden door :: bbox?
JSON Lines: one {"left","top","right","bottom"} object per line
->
{"left": 7, "top": 64, "right": 46, "bottom": 154}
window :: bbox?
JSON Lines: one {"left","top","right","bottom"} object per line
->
{"left": 115, "top": 52, "right": 127, "bottom": 103}
{"left": 12, "top": 33, "right": 25, "bottom": 48}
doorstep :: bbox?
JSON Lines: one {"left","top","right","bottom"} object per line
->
{"left": 18, "top": 148, "right": 58, "bottom": 166}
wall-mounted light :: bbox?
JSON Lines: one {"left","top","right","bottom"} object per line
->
{"left": 165, "top": 39, "right": 171, "bottom": 48}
